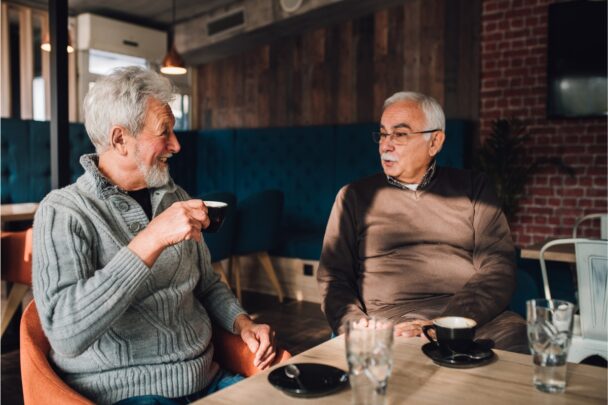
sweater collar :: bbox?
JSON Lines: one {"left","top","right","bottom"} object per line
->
{"left": 77, "top": 153, "right": 177, "bottom": 200}
{"left": 386, "top": 159, "right": 437, "bottom": 191}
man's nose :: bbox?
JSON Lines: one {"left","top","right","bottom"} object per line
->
{"left": 168, "top": 131, "right": 181, "bottom": 153}
{"left": 381, "top": 139, "right": 395, "bottom": 153}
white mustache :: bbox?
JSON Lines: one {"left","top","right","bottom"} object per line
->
{"left": 381, "top": 153, "right": 398, "bottom": 162}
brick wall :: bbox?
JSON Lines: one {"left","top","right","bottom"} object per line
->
{"left": 480, "top": 0, "right": 607, "bottom": 246}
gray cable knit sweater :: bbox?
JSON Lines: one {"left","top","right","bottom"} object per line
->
{"left": 32, "top": 154, "right": 246, "bottom": 404}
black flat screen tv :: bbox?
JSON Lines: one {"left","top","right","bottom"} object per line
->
{"left": 547, "top": 1, "right": 607, "bottom": 118}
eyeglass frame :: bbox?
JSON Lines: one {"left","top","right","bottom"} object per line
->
{"left": 371, "top": 129, "right": 440, "bottom": 144}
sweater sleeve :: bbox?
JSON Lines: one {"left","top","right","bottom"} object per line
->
{"left": 32, "top": 199, "right": 151, "bottom": 357}
{"left": 317, "top": 186, "right": 367, "bottom": 335}
{"left": 194, "top": 240, "right": 246, "bottom": 333}
{"left": 440, "top": 173, "right": 517, "bottom": 326}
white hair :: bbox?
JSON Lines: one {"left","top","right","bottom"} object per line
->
{"left": 383, "top": 92, "right": 446, "bottom": 138}
{"left": 83, "top": 66, "right": 175, "bottom": 152}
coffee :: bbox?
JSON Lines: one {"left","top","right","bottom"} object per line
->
{"left": 422, "top": 316, "right": 477, "bottom": 355}
{"left": 203, "top": 201, "right": 228, "bottom": 233}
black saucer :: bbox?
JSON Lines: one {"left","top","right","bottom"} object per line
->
{"left": 268, "top": 363, "right": 349, "bottom": 398}
{"left": 422, "top": 341, "right": 495, "bottom": 369}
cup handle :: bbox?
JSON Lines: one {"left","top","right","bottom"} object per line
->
{"left": 422, "top": 325, "right": 437, "bottom": 345}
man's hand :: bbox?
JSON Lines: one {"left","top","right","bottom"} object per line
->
{"left": 234, "top": 314, "right": 277, "bottom": 370}
{"left": 394, "top": 319, "right": 433, "bottom": 337}
{"left": 128, "top": 199, "right": 210, "bottom": 267}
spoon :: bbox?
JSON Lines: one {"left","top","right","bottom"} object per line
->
{"left": 445, "top": 351, "right": 492, "bottom": 363}
{"left": 285, "top": 364, "right": 305, "bottom": 391}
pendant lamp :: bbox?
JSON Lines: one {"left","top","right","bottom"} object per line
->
{"left": 161, "top": 0, "right": 187, "bottom": 75}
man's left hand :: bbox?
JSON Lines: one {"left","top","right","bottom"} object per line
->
{"left": 234, "top": 315, "right": 277, "bottom": 370}
{"left": 394, "top": 319, "right": 433, "bottom": 337}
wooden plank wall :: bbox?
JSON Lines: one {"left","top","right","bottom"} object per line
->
{"left": 197, "top": 0, "right": 480, "bottom": 129}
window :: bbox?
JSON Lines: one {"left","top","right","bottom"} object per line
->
{"left": 88, "top": 49, "right": 147, "bottom": 75}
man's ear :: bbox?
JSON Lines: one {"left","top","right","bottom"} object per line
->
{"left": 110, "top": 126, "right": 129, "bottom": 155}
{"left": 429, "top": 131, "right": 445, "bottom": 157}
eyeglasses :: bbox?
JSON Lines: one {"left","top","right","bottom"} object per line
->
{"left": 371, "top": 129, "right": 439, "bottom": 144}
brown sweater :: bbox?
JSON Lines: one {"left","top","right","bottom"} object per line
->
{"left": 317, "top": 167, "right": 516, "bottom": 334}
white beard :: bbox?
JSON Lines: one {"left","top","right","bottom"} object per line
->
{"left": 134, "top": 147, "right": 170, "bottom": 188}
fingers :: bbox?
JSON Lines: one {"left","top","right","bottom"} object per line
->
{"left": 242, "top": 332, "right": 260, "bottom": 355}
{"left": 257, "top": 347, "right": 277, "bottom": 370}
{"left": 253, "top": 328, "right": 272, "bottom": 368}
{"left": 183, "top": 199, "right": 205, "bottom": 209}
{"left": 256, "top": 328, "right": 277, "bottom": 370}
{"left": 394, "top": 320, "right": 431, "bottom": 337}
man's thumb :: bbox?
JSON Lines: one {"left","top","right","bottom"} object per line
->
{"left": 243, "top": 333, "right": 259, "bottom": 354}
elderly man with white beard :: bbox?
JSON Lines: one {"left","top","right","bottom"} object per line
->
{"left": 32, "top": 67, "right": 276, "bottom": 405}
{"left": 317, "top": 91, "right": 528, "bottom": 353}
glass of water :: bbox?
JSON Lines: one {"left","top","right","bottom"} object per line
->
{"left": 526, "top": 299, "right": 575, "bottom": 393}
{"left": 345, "top": 317, "right": 394, "bottom": 405}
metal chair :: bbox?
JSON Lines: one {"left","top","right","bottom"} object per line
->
{"left": 573, "top": 213, "right": 607, "bottom": 239}
{"left": 539, "top": 238, "right": 608, "bottom": 362}
{"left": 1, "top": 228, "right": 33, "bottom": 336}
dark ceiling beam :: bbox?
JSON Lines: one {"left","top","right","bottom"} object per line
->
{"left": 49, "top": 0, "right": 70, "bottom": 189}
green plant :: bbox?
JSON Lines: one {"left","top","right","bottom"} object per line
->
{"left": 475, "top": 118, "right": 575, "bottom": 221}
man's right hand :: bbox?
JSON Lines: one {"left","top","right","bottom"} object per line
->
{"left": 128, "top": 199, "right": 210, "bottom": 267}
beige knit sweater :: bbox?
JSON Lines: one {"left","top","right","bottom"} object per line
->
{"left": 317, "top": 167, "right": 516, "bottom": 334}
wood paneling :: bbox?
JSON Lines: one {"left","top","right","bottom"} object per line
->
{"left": 1, "top": 4, "right": 10, "bottom": 118}
{"left": 197, "top": 0, "right": 479, "bottom": 128}
{"left": 18, "top": 7, "right": 33, "bottom": 120}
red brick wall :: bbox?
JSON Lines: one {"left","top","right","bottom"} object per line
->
{"left": 480, "top": 0, "right": 607, "bottom": 246}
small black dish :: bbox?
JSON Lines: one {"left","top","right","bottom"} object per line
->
{"left": 268, "top": 363, "right": 349, "bottom": 398}
{"left": 422, "top": 341, "right": 495, "bottom": 369}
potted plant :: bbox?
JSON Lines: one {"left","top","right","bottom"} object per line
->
{"left": 475, "top": 118, "right": 575, "bottom": 222}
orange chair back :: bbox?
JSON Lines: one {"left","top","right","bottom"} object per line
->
{"left": 21, "top": 300, "right": 291, "bottom": 404}
{"left": 20, "top": 301, "right": 93, "bottom": 404}
{"left": 1, "top": 228, "right": 33, "bottom": 285}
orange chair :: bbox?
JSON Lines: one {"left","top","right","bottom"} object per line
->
{"left": 20, "top": 301, "right": 291, "bottom": 404}
{"left": 1, "top": 228, "right": 33, "bottom": 336}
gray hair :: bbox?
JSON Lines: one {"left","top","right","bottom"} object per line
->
{"left": 383, "top": 92, "right": 446, "bottom": 134}
{"left": 83, "top": 66, "right": 175, "bottom": 152}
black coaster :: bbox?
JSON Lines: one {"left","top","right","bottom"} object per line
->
{"left": 268, "top": 363, "right": 349, "bottom": 398}
{"left": 422, "top": 341, "right": 496, "bottom": 369}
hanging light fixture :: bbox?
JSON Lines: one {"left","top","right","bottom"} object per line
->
{"left": 41, "top": 27, "right": 74, "bottom": 53}
{"left": 161, "top": 0, "right": 187, "bottom": 75}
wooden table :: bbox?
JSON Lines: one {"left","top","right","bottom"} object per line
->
{"left": 520, "top": 241, "right": 576, "bottom": 263}
{"left": 198, "top": 335, "right": 606, "bottom": 404}
{"left": 1, "top": 203, "right": 39, "bottom": 223}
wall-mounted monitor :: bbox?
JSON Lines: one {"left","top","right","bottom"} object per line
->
{"left": 547, "top": 1, "right": 607, "bottom": 118}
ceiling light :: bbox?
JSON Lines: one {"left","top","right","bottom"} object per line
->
{"left": 161, "top": 0, "right": 187, "bottom": 75}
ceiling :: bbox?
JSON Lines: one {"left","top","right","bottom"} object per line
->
{"left": 9, "top": 0, "right": 238, "bottom": 29}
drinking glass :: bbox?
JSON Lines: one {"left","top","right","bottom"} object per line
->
{"left": 526, "top": 299, "right": 575, "bottom": 393}
{"left": 345, "top": 317, "right": 394, "bottom": 405}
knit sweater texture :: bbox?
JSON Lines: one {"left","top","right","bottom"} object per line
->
{"left": 32, "top": 154, "right": 246, "bottom": 404}
{"left": 317, "top": 167, "right": 516, "bottom": 334}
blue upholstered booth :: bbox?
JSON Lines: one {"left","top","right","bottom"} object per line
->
{"left": 171, "top": 120, "right": 472, "bottom": 260}
{"left": 1, "top": 118, "right": 472, "bottom": 261}
{"left": 1, "top": 119, "right": 94, "bottom": 204}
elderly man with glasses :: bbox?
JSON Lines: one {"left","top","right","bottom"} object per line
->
{"left": 317, "top": 91, "right": 527, "bottom": 353}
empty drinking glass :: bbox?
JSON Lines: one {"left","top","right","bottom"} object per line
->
{"left": 345, "top": 317, "right": 394, "bottom": 405}
{"left": 526, "top": 299, "right": 575, "bottom": 393}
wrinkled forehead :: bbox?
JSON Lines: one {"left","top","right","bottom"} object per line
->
{"left": 380, "top": 101, "right": 426, "bottom": 130}
{"left": 145, "top": 97, "right": 175, "bottom": 125}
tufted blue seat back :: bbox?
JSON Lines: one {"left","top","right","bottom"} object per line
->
{"left": 1, "top": 119, "right": 94, "bottom": 204}
{"left": 234, "top": 126, "right": 335, "bottom": 232}
{"left": 1, "top": 119, "right": 31, "bottom": 203}
{"left": 3, "top": 118, "right": 472, "bottom": 261}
